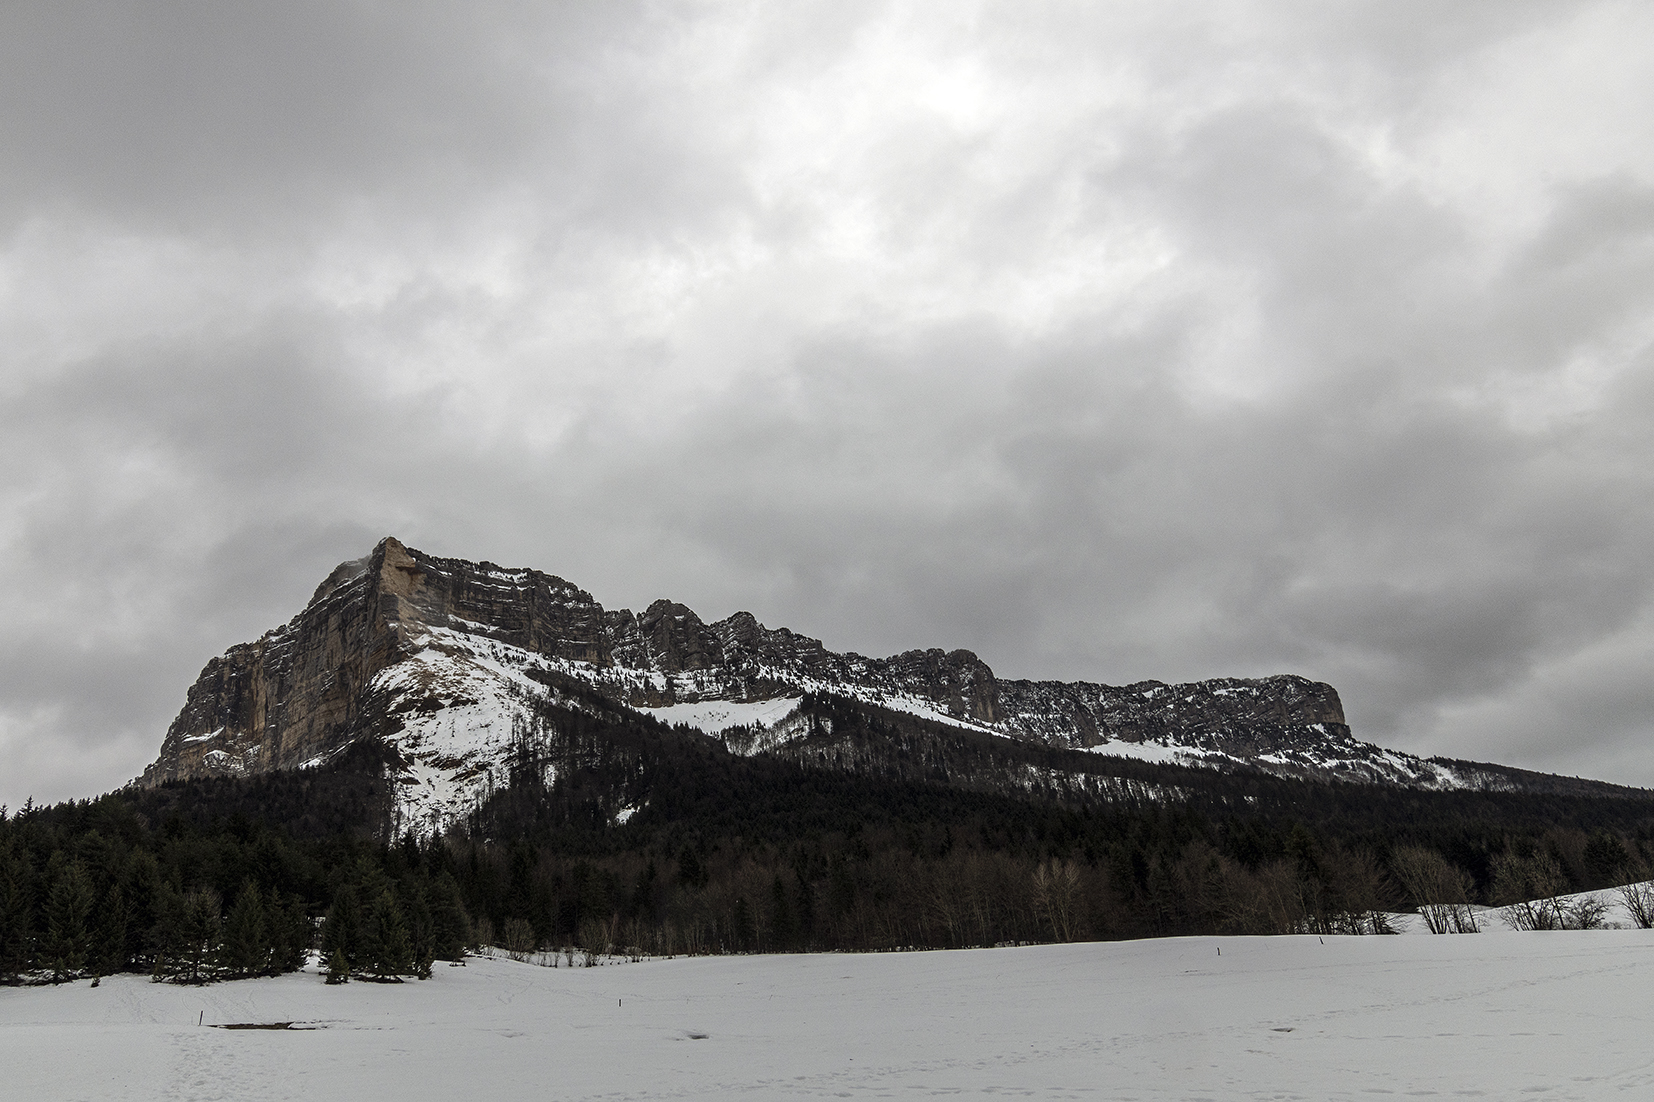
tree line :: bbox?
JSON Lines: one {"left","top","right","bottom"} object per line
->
{"left": 0, "top": 796, "right": 469, "bottom": 985}
{"left": 6, "top": 696, "right": 1654, "bottom": 983}
{"left": 5, "top": 753, "right": 1654, "bottom": 985}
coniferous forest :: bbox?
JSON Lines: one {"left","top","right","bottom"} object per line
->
{"left": 5, "top": 705, "right": 1654, "bottom": 987}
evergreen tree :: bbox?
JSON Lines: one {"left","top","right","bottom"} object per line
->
{"left": 676, "top": 845, "right": 707, "bottom": 891}
{"left": 91, "top": 883, "right": 129, "bottom": 977}
{"left": 630, "top": 861, "right": 659, "bottom": 924}
{"left": 428, "top": 871, "right": 472, "bottom": 961}
{"left": 794, "top": 868, "right": 816, "bottom": 947}
{"left": 121, "top": 850, "right": 162, "bottom": 975}
{"left": 769, "top": 875, "right": 798, "bottom": 950}
{"left": 42, "top": 856, "right": 94, "bottom": 983}
{"left": 401, "top": 881, "right": 435, "bottom": 979}
{"left": 0, "top": 835, "right": 32, "bottom": 981}
{"left": 356, "top": 889, "right": 384, "bottom": 974}
{"left": 321, "top": 884, "right": 362, "bottom": 983}
{"left": 365, "top": 890, "right": 412, "bottom": 980}
{"left": 148, "top": 881, "right": 186, "bottom": 981}
{"left": 222, "top": 882, "right": 268, "bottom": 977}
{"left": 353, "top": 857, "right": 394, "bottom": 914}
{"left": 176, "top": 887, "right": 224, "bottom": 984}
{"left": 325, "top": 945, "right": 350, "bottom": 983}
{"left": 269, "top": 888, "right": 312, "bottom": 974}
{"left": 1583, "top": 831, "right": 1629, "bottom": 883}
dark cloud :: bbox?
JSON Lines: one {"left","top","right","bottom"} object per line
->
{"left": 4, "top": 2, "right": 1653, "bottom": 807}
{"left": 1, "top": 4, "right": 574, "bottom": 224}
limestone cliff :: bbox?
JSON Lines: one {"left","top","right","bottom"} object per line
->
{"left": 139, "top": 537, "right": 610, "bottom": 785}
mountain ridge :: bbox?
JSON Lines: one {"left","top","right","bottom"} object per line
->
{"left": 138, "top": 536, "right": 1640, "bottom": 834}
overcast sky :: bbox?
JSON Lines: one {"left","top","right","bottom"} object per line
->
{"left": 3, "top": 1, "right": 1653, "bottom": 809}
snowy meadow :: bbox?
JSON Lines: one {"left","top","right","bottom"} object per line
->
{"left": 5, "top": 924, "right": 1653, "bottom": 1101}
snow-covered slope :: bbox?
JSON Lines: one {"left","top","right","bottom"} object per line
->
{"left": 364, "top": 625, "right": 1461, "bottom": 833}
{"left": 371, "top": 627, "right": 571, "bottom": 838}
{"left": 9, "top": 930, "right": 1654, "bottom": 1101}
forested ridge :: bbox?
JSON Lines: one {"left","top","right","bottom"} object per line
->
{"left": 5, "top": 698, "right": 1654, "bottom": 985}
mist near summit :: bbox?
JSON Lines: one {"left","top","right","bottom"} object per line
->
{"left": 3, "top": 1, "right": 1653, "bottom": 807}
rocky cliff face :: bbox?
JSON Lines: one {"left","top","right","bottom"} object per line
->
{"left": 139, "top": 538, "right": 610, "bottom": 785}
{"left": 140, "top": 536, "right": 1451, "bottom": 832}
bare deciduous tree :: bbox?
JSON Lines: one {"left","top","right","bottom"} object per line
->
{"left": 578, "top": 912, "right": 619, "bottom": 965}
{"left": 1618, "top": 877, "right": 1654, "bottom": 929}
{"left": 501, "top": 917, "right": 536, "bottom": 961}
{"left": 1391, "top": 846, "right": 1479, "bottom": 934}
{"left": 1323, "top": 846, "right": 1394, "bottom": 935}
{"left": 1566, "top": 894, "right": 1607, "bottom": 930}
{"left": 1031, "top": 859, "right": 1081, "bottom": 942}
{"left": 1492, "top": 849, "right": 1569, "bottom": 931}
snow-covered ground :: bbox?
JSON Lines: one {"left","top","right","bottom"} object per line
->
{"left": 5, "top": 928, "right": 1654, "bottom": 1100}
{"left": 640, "top": 696, "right": 802, "bottom": 734}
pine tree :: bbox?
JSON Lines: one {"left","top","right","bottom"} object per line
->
{"left": 794, "top": 868, "right": 816, "bottom": 948}
{"left": 268, "top": 888, "right": 312, "bottom": 974}
{"left": 122, "top": 850, "right": 162, "bottom": 975}
{"left": 365, "top": 890, "right": 412, "bottom": 981}
{"left": 321, "top": 885, "right": 361, "bottom": 984}
{"left": 428, "top": 871, "right": 472, "bottom": 961}
{"left": 222, "top": 882, "right": 268, "bottom": 978}
{"left": 769, "top": 875, "right": 798, "bottom": 950}
{"left": 401, "top": 882, "right": 435, "bottom": 979}
{"left": 148, "top": 881, "right": 186, "bottom": 981}
{"left": 42, "top": 857, "right": 94, "bottom": 983}
{"left": 1583, "top": 831, "right": 1630, "bottom": 884}
{"left": 677, "top": 846, "right": 707, "bottom": 891}
{"left": 177, "top": 887, "right": 223, "bottom": 984}
{"left": 353, "top": 858, "right": 394, "bottom": 915}
{"left": 0, "top": 836, "right": 32, "bottom": 981}
{"left": 91, "top": 883, "right": 129, "bottom": 977}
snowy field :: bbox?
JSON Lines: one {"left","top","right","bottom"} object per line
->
{"left": 5, "top": 928, "right": 1654, "bottom": 1101}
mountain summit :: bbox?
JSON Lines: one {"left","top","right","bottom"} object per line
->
{"left": 138, "top": 537, "right": 1527, "bottom": 834}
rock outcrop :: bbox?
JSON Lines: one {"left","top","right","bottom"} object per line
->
{"left": 139, "top": 537, "right": 611, "bottom": 785}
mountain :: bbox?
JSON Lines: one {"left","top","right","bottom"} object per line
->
{"left": 137, "top": 537, "right": 1629, "bottom": 836}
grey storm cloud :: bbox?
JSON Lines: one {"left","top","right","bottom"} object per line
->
{"left": 3, "top": 1, "right": 1653, "bottom": 808}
